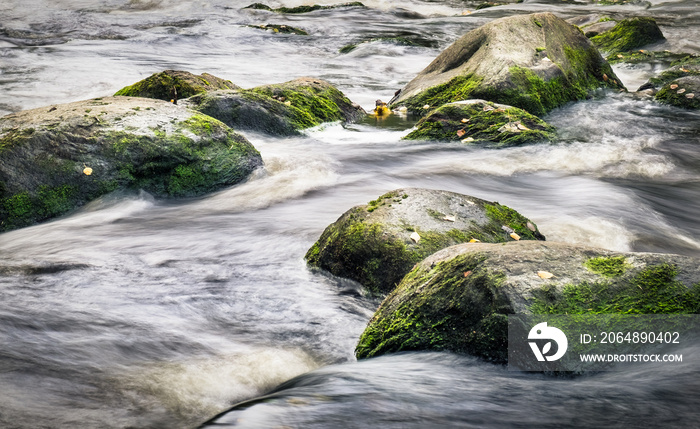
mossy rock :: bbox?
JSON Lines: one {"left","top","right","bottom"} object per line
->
{"left": 246, "top": 24, "right": 308, "bottom": 35}
{"left": 184, "top": 77, "right": 365, "bottom": 136}
{"left": 114, "top": 70, "right": 238, "bottom": 102}
{"left": 389, "top": 12, "right": 625, "bottom": 117}
{"left": 654, "top": 76, "right": 700, "bottom": 109}
{"left": 339, "top": 34, "right": 438, "bottom": 54}
{"left": 403, "top": 100, "right": 555, "bottom": 146}
{"left": 638, "top": 60, "right": 700, "bottom": 92}
{"left": 590, "top": 17, "right": 665, "bottom": 56}
{"left": 243, "top": 2, "right": 365, "bottom": 13}
{"left": 355, "top": 241, "right": 700, "bottom": 362}
{"left": 607, "top": 50, "right": 692, "bottom": 65}
{"left": 0, "top": 97, "right": 262, "bottom": 232}
{"left": 305, "top": 188, "right": 545, "bottom": 295}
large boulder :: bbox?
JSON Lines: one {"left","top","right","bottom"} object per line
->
{"left": 0, "top": 97, "right": 262, "bottom": 232}
{"left": 184, "top": 77, "right": 366, "bottom": 136}
{"left": 590, "top": 17, "right": 665, "bottom": 56}
{"left": 403, "top": 100, "right": 556, "bottom": 146}
{"left": 114, "top": 70, "right": 238, "bottom": 102}
{"left": 389, "top": 12, "right": 625, "bottom": 117}
{"left": 355, "top": 241, "right": 700, "bottom": 362}
{"left": 305, "top": 188, "right": 545, "bottom": 295}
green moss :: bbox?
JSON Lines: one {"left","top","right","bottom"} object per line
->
{"left": 607, "top": 50, "right": 691, "bottom": 65}
{"left": 398, "top": 74, "right": 484, "bottom": 115}
{"left": 584, "top": 255, "right": 629, "bottom": 277}
{"left": 0, "top": 127, "right": 35, "bottom": 154}
{"left": 355, "top": 253, "right": 511, "bottom": 362}
{"left": 483, "top": 202, "right": 544, "bottom": 240}
{"left": 655, "top": 80, "right": 700, "bottom": 109}
{"left": 1, "top": 185, "right": 82, "bottom": 231}
{"left": 532, "top": 264, "right": 700, "bottom": 315}
{"left": 250, "top": 84, "right": 348, "bottom": 129}
{"left": 114, "top": 71, "right": 234, "bottom": 102}
{"left": 591, "top": 17, "right": 665, "bottom": 55}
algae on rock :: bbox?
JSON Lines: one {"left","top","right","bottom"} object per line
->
{"left": 389, "top": 12, "right": 624, "bottom": 117}
{"left": 590, "top": 17, "right": 665, "bottom": 56}
{"left": 356, "top": 241, "right": 700, "bottom": 362}
{"left": 0, "top": 97, "right": 262, "bottom": 232}
{"left": 114, "top": 70, "right": 237, "bottom": 102}
{"left": 403, "top": 100, "right": 555, "bottom": 146}
{"left": 305, "top": 188, "right": 545, "bottom": 295}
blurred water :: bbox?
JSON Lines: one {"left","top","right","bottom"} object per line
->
{"left": 1, "top": 0, "right": 699, "bottom": 427}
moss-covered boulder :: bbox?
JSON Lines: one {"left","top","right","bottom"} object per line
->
{"left": 305, "top": 188, "right": 545, "bottom": 295}
{"left": 355, "top": 241, "right": 700, "bottom": 362}
{"left": 243, "top": 2, "right": 365, "bottom": 13}
{"left": 184, "top": 77, "right": 365, "bottom": 136}
{"left": 655, "top": 76, "right": 700, "bottom": 109}
{"left": 590, "top": 17, "right": 665, "bottom": 56}
{"left": 389, "top": 12, "right": 624, "bottom": 117}
{"left": 0, "top": 97, "right": 262, "bottom": 232}
{"left": 403, "top": 100, "right": 555, "bottom": 146}
{"left": 114, "top": 70, "right": 238, "bottom": 102}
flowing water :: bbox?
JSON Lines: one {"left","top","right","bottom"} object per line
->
{"left": 1, "top": 0, "right": 700, "bottom": 427}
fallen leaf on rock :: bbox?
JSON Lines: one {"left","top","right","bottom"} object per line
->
{"left": 537, "top": 271, "right": 554, "bottom": 279}
{"left": 443, "top": 215, "right": 456, "bottom": 222}
{"left": 83, "top": 167, "right": 93, "bottom": 176}
{"left": 423, "top": 104, "right": 431, "bottom": 109}
{"left": 678, "top": 88, "right": 686, "bottom": 94}
{"left": 410, "top": 231, "right": 421, "bottom": 243}
{"left": 687, "top": 93, "right": 695, "bottom": 99}
{"left": 617, "top": 54, "right": 623, "bottom": 58}
{"left": 670, "top": 84, "right": 679, "bottom": 89}
{"left": 526, "top": 221, "right": 536, "bottom": 231}
{"left": 681, "top": 68, "right": 690, "bottom": 73}
{"left": 469, "top": 238, "right": 480, "bottom": 243}
{"left": 498, "top": 123, "right": 520, "bottom": 133}
{"left": 284, "top": 101, "right": 292, "bottom": 106}
{"left": 461, "top": 137, "right": 475, "bottom": 143}
{"left": 483, "top": 105, "right": 495, "bottom": 112}
{"left": 461, "top": 118, "right": 469, "bottom": 123}
{"left": 456, "top": 129, "right": 466, "bottom": 137}
{"left": 510, "top": 232, "right": 521, "bottom": 241}
{"left": 495, "top": 108, "right": 505, "bottom": 113}
{"left": 464, "top": 271, "right": 472, "bottom": 277}
{"left": 603, "top": 73, "right": 609, "bottom": 81}
{"left": 516, "top": 122, "right": 530, "bottom": 131}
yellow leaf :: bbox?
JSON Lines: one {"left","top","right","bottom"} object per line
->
{"left": 469, "top": 238, "right": 480, "bottom": 243}
{"left": 537, "top": 271, "right": 554, "bottom": 279}
{"left": 510, "top": 232, "right": 520, "bottom": 241}
{"left": 456, "top": 129, "right": 465, "bottom": 137}
{"left": 83, "top": 167, "right": 93, "bottom": 176}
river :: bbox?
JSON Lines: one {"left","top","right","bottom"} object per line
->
{"left": 1, "top": 0, "right": 699, "bottom": 427}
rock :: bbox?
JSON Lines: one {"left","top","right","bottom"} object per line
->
{"left": 114, "top": 70, "right": 238, "bottom": 102}
{"left": 355, "top": 241, "right": 700, "bottom": 362}
{"left": 389, "top": 12, "right": 624, "bottom": 117}
{"left": 637, "top": 56, "right": 700, "bottom": 91}
{"left": 403, "top": 100, "right": 556, "bottom": 146}
{"left": 305, "top": 188, "right": 545, "bottom": 295}
{"left": 655, "top": 76, "right": 700, "bottom": 109}
{"left": 243, "top": 2, "right": 365, "bottom": 13}
{"left": 0, "top": 97, "right": 262, "bottom": 232}
{"left": 246, "top": 24, "right": 308, "bottom": 35}
{"left": 590, "top": 17, "right": 665, "bottom": 56}
{"left": 608, "top": 50, "right": 693, "bottom": 66}
{"left": 184, "top": 77, "right": 366, "bottom": 136}
{"left": 582, "top": 21, "right": 617, "bottom": 38}
{"left": 339, "top": 34, "right": 438, "bottom": 54}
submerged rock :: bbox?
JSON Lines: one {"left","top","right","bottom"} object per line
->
{"left": 655, "top": 76, "right": 700, "bottom": 109}
{"left": 114, "top": 70, "right": 238, "bottom": 102}
{"left": 243, "top": 2, "right": 365, "bottom": 13}
{"left": 185, "top": 77, "right": 365, "bottom": 136}
{"left": 305, "top": 188, "right": 545, "bottom": 295}
{"left": 355, "top": 241, "right": 700, "bottom": 362}
{"left": 638, "top": 57, "right": 700, "bottom": 91}
{"left": 389, "top": 12, "right": 624, "bottom": 117}
{"left": 0, "top": 97, "right": 262, "bottom": 232}
{"left": 590, "top": 17, "right": 665, "bottom": 56}
{"left": 246, "top": 24, "right": 308, "bottom": 35}
{"left": 403, "top": 100, "right": 555, "bottom": 146}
